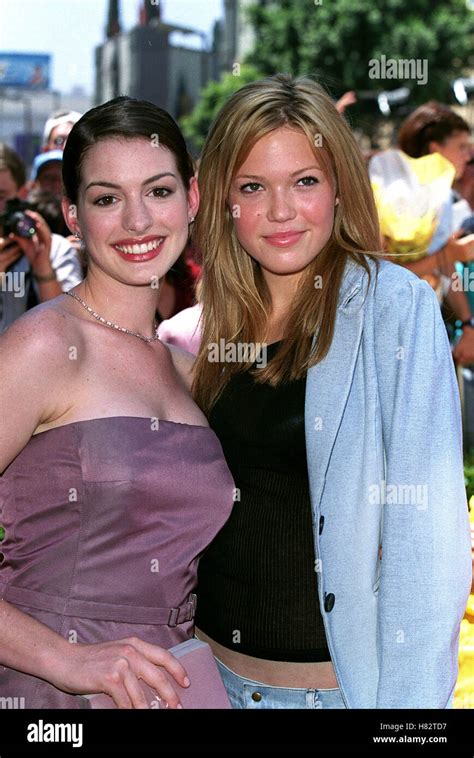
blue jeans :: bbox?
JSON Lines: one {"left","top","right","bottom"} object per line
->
{"left": 215, "top": 656, "right": 346, "bottom": 709}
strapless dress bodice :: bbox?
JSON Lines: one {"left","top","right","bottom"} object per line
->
{"left": 0, "top": 416, "right": 235, "bottom": 708}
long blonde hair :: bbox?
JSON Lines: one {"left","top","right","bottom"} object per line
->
{"left": 192, "top": 73, "right": 383, "bottom": 414}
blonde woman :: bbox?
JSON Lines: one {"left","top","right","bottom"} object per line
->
{"left": 161, "top": 74, "right": 472, "bottom": 709}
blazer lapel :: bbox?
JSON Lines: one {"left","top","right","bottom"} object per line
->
{"left": 305, "top": 259, "right": 372, "bottom": 514}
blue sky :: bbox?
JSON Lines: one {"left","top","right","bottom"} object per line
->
{"left": 0, "top": 0, "right": 224, "bottom": 94}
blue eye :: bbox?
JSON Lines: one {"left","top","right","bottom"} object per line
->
{"left": 297, "top": 176, "right": 319, "bottom": 186}
{"left": 239, "top": 176, "right": 320, "bottom": 193}
{"left": 240, "top": 182, "right": 262, "bottom": 193}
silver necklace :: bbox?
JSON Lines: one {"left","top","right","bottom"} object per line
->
{"left": 66, "top": 290, "right": 160, "bottom": 343}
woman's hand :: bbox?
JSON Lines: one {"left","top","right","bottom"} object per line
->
{"left": 53, "top": 636, "right": 190, "bottom": 709}
{"left": 452, "top": 327, "right": 474, "bottom": 366}
{"left": 445, "top": 231, "right": 474, "bottom": 265}
{"left": 335, "top": 90, "right": 357, "bottom": 114}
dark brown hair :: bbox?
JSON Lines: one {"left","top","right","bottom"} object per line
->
{"left": 398, "top": 101, "right": 470, "bottom": 158}
{"left": 62, "top": 96, "right": 194, "bottom": 205}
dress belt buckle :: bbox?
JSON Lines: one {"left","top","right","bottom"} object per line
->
{"left": 168, "top": 607, "right": 180, "bottom": 627}
{"left": 189, "top": 592, "right": 197, "bottom": 618}
{"left": 168, "top": 593, "right": 197, "bottom": 627}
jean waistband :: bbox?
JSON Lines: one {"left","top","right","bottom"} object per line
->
{"left": 214, "top": 655, "right": 340, "bottom": 692}
{"left": 0, "top": 582, "right": 197, "bottom": 627}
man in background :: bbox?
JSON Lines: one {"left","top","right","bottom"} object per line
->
{"left": 30, "top": 150, "right": 63, "bottom": 200}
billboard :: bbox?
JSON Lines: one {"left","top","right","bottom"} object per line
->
{"left": 0, "top": 53, "right": 51, "bottom": 89}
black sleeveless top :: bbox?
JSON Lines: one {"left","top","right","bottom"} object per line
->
{"left": 195, "top": 341, "right": 331, "bottom": 662}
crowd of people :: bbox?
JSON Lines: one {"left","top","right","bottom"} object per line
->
{"left": 0, "top": 74, "right": 473, "bottom": 710}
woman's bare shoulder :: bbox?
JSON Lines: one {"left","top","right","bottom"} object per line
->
{"left": 0, "top": 296, "right": 84, "bottom": 369}
{"left": 0, "top": 298, "right": 85, "bottom": 469}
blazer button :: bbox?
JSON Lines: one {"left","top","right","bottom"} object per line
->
{"left": 319, "top": 515, "right": 325, "bottom": 535}
{"left": 324, "top": 592, "right": 335, "bottom": 612}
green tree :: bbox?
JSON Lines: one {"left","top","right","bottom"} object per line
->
{"left": 244, "top": 0, "right": 473, "bottom": 123}
{"left": 181, "top": 0, "right": 472, "bottom": 148}
{"left": 180, "top": 65, "right": 263, "bottom": 154}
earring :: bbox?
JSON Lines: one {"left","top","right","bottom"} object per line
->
{"left": 335, "top": 198, "right": 340, "bottom": 206}
{"left": 73, "top": 230, "right": 85, "bottom": 251}
{"left": 189, "top": 216, "right": 195, "bottom": 223}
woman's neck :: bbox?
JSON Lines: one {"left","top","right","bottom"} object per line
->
{"left": 77, "top": 266, "right": 160, "bottom": 338}
{"left": 262, "top": 268, "right": 302, "bottom": 342}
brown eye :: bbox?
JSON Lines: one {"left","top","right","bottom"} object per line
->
{"left": 94, "top": 195, "right": 116, "bottom": 206}
{"left": 150, "top": 187, "right": 173, "bottom": 198}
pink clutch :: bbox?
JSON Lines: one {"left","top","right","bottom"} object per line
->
{"left": 79, "top": 638, "right": 231, "bottom": 709}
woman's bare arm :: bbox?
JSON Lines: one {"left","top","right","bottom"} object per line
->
{"left": 0, "top": 308, "right": 189, "bottom": 707}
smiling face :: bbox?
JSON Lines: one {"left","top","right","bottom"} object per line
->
{"left": 62, "top": 137, "right": 198, "bottom": 286}
{"left": 228, "top": 127, "right": 337, "bottom": 281}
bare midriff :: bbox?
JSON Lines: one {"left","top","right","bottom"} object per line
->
{"left": 194, "top": 626, "right": 339, "bottom": 689}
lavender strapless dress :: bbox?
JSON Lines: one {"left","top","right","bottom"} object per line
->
{"left": 0, "top": 416, "right": 235, "bottom": 708}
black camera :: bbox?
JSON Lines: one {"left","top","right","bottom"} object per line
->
{"left": 0, "top": 198, "right": 37, "bottom": 239}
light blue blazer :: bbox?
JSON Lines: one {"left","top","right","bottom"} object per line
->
{"left": 162, "top": 256, "right": 472, "bottom": 709}
{"left": 307, "top": 256, "right": 472, "bottom": 708}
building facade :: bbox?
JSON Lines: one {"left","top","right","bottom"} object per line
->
{"left": 95, "top": 1, "right": 213, "bottom": 120}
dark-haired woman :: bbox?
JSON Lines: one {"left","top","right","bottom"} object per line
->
{"left": 0, "top": 97, "right": 234, "bottom": 708}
